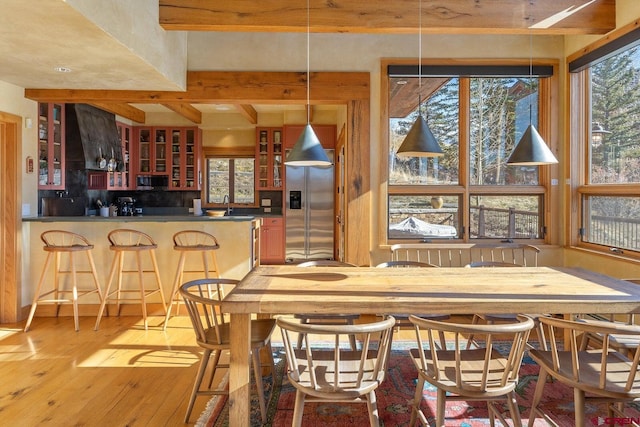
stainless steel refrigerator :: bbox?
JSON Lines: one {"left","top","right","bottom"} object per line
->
{"left": 285, "top": 150, "right": 335, "bottom": 261}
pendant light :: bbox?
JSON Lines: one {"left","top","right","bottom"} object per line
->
{"left": 506, "top": 27, "right": 557, "bottom": 165}
{"left": 396, "top": 0, "right": 443, "bottom": 158}
{"left": 284, "top": 0, "right": 331, "bottom": 167}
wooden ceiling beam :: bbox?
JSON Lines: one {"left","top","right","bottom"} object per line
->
{"left": 235, "top": 104, "right": 257, "bottom": 124}
{"left": 24, "top": 71, "right": 370, "bottom": 104}
{"left": 89, "top": 102, "right": 146, "bottom": 123}
{"left": 161, "top": 103, "right": 202, "bottom": 124}
{"left": 159, "top": 0, "right": 615, "bottom": 35}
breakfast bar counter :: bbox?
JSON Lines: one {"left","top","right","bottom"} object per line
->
{"left": 22, "top": 216, "right": 260, "bottom": 312}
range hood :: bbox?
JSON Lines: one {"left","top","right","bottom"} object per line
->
{"left": 65, "top": 104, "right": 122, "bottom": 171}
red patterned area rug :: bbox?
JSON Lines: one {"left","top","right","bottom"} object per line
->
{"left": 196, "top": 348, "right": 640, "bottom": 427}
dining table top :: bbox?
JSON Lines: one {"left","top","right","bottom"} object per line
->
{"left": 220, "top": 265, "right": 640, "bottom": 316}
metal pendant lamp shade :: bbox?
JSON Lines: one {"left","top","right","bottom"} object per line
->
{"left": 397, "top": 115, "right": 444, "bottom": 157}
{"left": 506, "top": 124, "right": 558, "bottom": 165}
{"left": 285, "top": 123, "right": 331, "bottom": 166}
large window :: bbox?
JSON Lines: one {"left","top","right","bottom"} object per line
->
{"left": 571, "top": 27, "right": 640, "bottom": 255}
{"left": 386, "top": 63, "right": 555, "bottom": 242}
{"left": 205, "top": 155, "right": 255, "bottom": 206}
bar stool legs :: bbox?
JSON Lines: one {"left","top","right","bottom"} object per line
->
{"left": 24, "top": 231, "right": 103, "bottom": 332}
{"left": 163, "top": 231, "right": 221, "bottom": 330}
{"left": 95, "top": 229, "right": 167, "bottom": 330}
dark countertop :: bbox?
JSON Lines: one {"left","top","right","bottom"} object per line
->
{"left": 23, "top": 215, "right": 261, "bottom": 222}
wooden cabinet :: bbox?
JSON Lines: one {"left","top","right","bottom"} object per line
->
{"left": 260, "top": 217, "right": 285, "bottom": 264}
{"left": 256, "top": 127, "right": 284, "bottom": 190}
{"left": 169, "top": 127, "right": 201, "bottom": 190}
{"left": 135, "top": 127, "right": 168, "bottom": 175}
{"left": 38, "top": 103, "right": 65, "bottom": 189}
{"left": 133, "top": 126, "right": 201, "bottom": 191}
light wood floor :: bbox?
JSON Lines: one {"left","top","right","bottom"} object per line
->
{"left": 0, "top": 314, "right": 487, "bottom": 426}
{"left": 0, "top": 315, "right": 209, "bottom": 426}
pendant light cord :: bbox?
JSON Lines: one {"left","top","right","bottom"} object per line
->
{"left": 418, "top": 0, "right": 422, "bottom": 118}
{"left": 306, "top": 0, "right": 311, "bottom": 124}
{"left": 529, "top": 26, "right": 533, "bottom": 124}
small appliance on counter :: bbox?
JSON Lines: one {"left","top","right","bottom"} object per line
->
{"left": 117, "top": 197, "right": 135, "bottom": 216}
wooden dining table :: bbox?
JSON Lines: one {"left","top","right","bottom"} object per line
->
{"left": 220, "top": 264, "right": 640, "bottom": 425}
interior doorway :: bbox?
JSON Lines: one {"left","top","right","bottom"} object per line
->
{"left": 0, "top": 112, "right": 21, "bottom": 323}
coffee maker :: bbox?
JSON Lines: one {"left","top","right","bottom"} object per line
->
{"left": 117, "top": 197, "right": 135, "bottom": 216}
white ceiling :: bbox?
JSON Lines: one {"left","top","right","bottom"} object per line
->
{"left": 0, "top": 1, "right": 325, "bottom": 124}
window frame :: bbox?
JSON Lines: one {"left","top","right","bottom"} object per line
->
{"left": 380, "top": 58, "right": 559, "bottom": 246}
{"left": 202, "top": 146, "right": 257, "bottom": 208}
{"left": 568, "top": 21, "right": 640, "bottom": 260}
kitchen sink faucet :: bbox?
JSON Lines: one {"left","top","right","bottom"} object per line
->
{"left": 223, "top": 195, "right": 232, "bottom": 216}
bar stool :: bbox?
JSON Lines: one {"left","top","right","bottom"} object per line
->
{"left": 24, "top": 230, "right": 103, "bottom": 332}
{"left": 94, "top": 229, "right": 166, "bottom": 330}
{"left": 163, "top": 230, "right": 221, "bottom": 330}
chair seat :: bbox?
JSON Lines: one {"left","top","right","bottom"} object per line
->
{"left": 292, "top": 349, "right": 383, "bottom": 399}
{"left": 201, "top": 318, "right": 276, "bottom": 349}
{"left": 531, "top": 348, "right": 640, "bottom": 396}
{"left": 410, "top": 347, "right": 518, "bottom": 397}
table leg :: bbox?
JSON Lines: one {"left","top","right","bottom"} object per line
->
{"left": 229, "top": 313, "right": 251, "bottom": 426}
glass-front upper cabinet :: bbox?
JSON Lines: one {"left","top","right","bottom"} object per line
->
{"left": 169, "top": 127, "right": 201, "bottom": 190}
{"left": 38, "top": 103, "right": 65, "bottom": 189}
{"left": 256, "top": 127, "right": 283, "bottom": 190}
{"left": 135, "top": 127, "right": 167, "bottom": 175}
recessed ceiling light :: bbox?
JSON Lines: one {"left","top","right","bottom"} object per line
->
{"left": 54, "top": 66, "right": 72, "bottom": 73}
{"left": 396, "top": 80, "right": 408, "bottom": 85}
{"left": 215, "top": 105, "right": 231, "bottom": 111}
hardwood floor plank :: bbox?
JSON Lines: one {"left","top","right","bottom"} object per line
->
{"left": 0, "top": 316, "right": 206, "bottom": 426}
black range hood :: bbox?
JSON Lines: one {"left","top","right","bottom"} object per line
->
{"left": 65, "top": 104, "right": 122, "bottom": 171}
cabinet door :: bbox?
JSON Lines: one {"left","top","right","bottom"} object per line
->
{"left": 38, "top": 103, "right": 65, "bottom": 189}
{"left": 136, "top": 127, "right": 153, "bottom": 174}
{"left": 115, "top": 122, "right": 132, "bottom": 190}
{"left": 260, "top": 217, "right": 285, "bottom": 264}
{"left": 256, "top": 127, "right": 284, "bottom": 190}
{"left": 169, "top": 127, "right": 201, "bottom": 191}
{"left": 153, "top": 129, "right": 168, "bottom": 174}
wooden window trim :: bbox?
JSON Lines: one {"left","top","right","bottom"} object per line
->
{"left": 380, "top": 58, "right": 559, "bottom": 247}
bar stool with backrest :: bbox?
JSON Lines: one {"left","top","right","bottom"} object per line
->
{"left": 94, "top": 229, "right": 166, "bottom": 330}
{"left": 163, "top": 230, "right": 221, "bottom": 330}
{"left": 24, "top": 230, "right": 104, "bottom": 332}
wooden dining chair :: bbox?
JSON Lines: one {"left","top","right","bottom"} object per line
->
{"left": 409, "top": 314, "right": 534, "bottom": 427}
{"left": 277, "top": 315, "right": 396, "bottom": 427}
{"left": 375, "top": 260, "right": 449, "bottom": 348}
{"left": 180, "top": 278, "right": 276, "bottom": 423}
{"left": 528, "top": 316, "right": 640, "bottom": 426}
{"left": 465, "top": 261, "right": 548, "bottom": 351}
{"left": 294, "top": 260, "right": 359, "bottom": 350}
{"left": 580, "top": 278, "right": 640, "bottom": 357}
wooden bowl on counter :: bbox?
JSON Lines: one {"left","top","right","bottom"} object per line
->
{"left": 205, "top": 210, "right": 226, "bottom": 217}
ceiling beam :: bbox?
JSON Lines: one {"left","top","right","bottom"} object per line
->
{"left": 159, "top": 0, "right": 615, "bottom": 35}
{"left": 24, "top": 71, "right": 370, "bottom": 104}
{"left": 161, "top": 103, "right": 202, "bottom": 124}
{"left": 235, "top": 104, "right": 258, "bottom": 124}
{"left": 89, "top": 102, "right": 146, "bottom": 123}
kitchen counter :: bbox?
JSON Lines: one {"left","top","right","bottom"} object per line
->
{"left": 21, "top": 216, "right": 261, "bottom": 316}
{"left": 23, "top": 215, "right": 259, "bottom": 222}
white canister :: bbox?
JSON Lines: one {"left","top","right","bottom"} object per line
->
{"left": 193, "top": 198, "right": 202, "bottom": 216}
{"left": 100, "top": 207, "right": 109, "bottom": 217}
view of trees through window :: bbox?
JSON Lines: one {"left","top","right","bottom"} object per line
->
{"left": 388, "top": 73, "right": 546, "bottom": 241}
{"left": 206, "top": 157, "right": 255, "bottom": 205}
{"left": 581, "top": 45, "right": 640, "bottom": 252}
